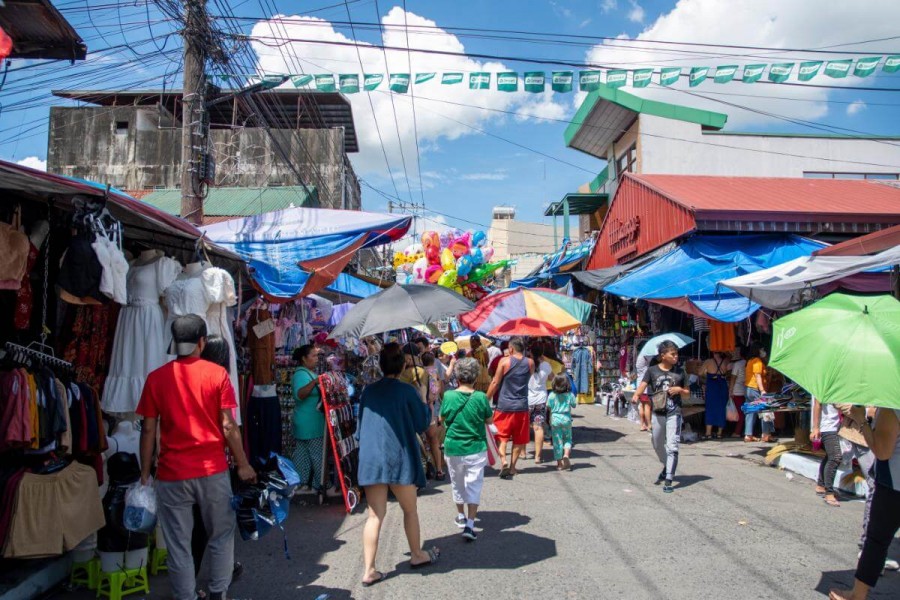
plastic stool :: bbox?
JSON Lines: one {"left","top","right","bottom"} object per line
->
{"left": 96, "top": 566, "right": 150, "bottom": 600}
{"left": 70, "top": 557, "right": 100, "bottom": 590}
{"left": 149, "top": 546, "right": 168, "bottom": 575}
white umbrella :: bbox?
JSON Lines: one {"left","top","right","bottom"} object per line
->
{"left": 638, "top": 332, "right": 694, "bottom": 357}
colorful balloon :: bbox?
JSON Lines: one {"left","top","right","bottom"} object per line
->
{"left": 481, "top": 245, "right": 495, "bottom": 263}
{"left": 440, "top": 248, "right": 456, "bottom": 271}
{"left": 412, "top": 256, "right": 428, "bottom": 283}
{"left": 437, "top": 269, "right": 457, "bottom": 288}
{"left": 425, "top": 244, "right": 440, "bottom": 265}
{"left": 470, "top": 247, "right": 484, "bottom": 265}
{"left": 421, "top": 231, "right": 439, "bottom": 249}
{"left": 456, "top": 254, "right": 473, "bottom": 277}
{"left": 405, "top": 243, "right": 423, "bottom": 256}
{"left": 471, "top": 230, "right": 487, "bottom": 248}
{"left": 425, "top": 264, "right": 443, "bottom": 284}
{"left": 439, "top": 230, "right": 453, "bottom": 249}
{"left": 450, "top": 238, "right": 470, "bottom": 259}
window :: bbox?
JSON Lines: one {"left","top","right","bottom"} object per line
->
{"left": 804, "top": 171, "right": 899, "bottom": 180}
{"left": 616, "top": 143, "right": 637, "bottom": 175}
{"left": 115, "top": 121, "right": 129, "bottom": 135}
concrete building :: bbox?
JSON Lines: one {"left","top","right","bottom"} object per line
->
{"left": 47, "top": 88, "right": 361, "bottom": 211}
{"left": 564, "top": 84, "right": 900, "bottom": 234}
{"left": 488, "top": 206, "right": 559, "bottom": 286}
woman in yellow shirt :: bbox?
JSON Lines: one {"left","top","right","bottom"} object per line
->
{"left": 743, "top": 343, "right": 776, "bottom": 443}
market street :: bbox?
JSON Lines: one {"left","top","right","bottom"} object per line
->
{"left": 61, "top": 408, "right": 900, "bottom": 600}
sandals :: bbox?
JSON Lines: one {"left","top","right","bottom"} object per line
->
{"left": 824, "top": 496, "right": 841, "bottom": 507}
{"left": 562, "top": 457, "right": 572, "bottom": 471}
{"left": 815, "top": 486, "right": 827, "bottom": 497}
{"left": 362, "top": 571, "right": 386, "bottom": 587}
{"left": 744, "top": 436, "right": 760, "bottom": 443}
{"left": 499, "top": 466, "right": 511, "bottom": 479}
{"left": 410, "top": 547, "right": 440, "bottom": 570}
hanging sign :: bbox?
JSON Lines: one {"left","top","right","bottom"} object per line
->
{"left": 524, "top": 71, "right": 545, "bottom": 93}
{"left": 579, "top": 70, "right": 602, "bottom": 91}
{"left": 497, "top": 72, "right": 518, "bottom": 92}
{"left": 442, "top": 72, "right": 464, "bottom": 84}
{"left": 315, "top": 74, "right": 336, "bottom": 92}
{"left": 853, "top": 57, "right": 881, "bottom": 77}
{"left": 469, "top": 72, "right": 491, "bottom": 90}
{"left": 389, "top": 73, "right": 410, "bottom": 93}
{"left": 605, "top": 70, "right": 627, "bottom": 89}
{"left": 713, "top": 65, "right": 737, "bottom": 84}
{"left": 551, "top": 71, "right": 574, "bottom": 92}
{"left": 364, "top": 73, "right": 384, "bottom": 90}
{"left": 339, "top": 74, "right": 359, "bottom": 93}
{"left": 884, "top": 56, "right": 900, "bottom": 73}
{"left": 768, "top": 63, "right": 794, "bottom": 83}
{"left": 632, "top": 68, "right": 653, "bottom": 88}
{"left": 291, "top": 75, "right": 313, "bottom": 88}
{"left": 660, "top": 67, "right": 681, "bottom": 86}
{"left": 742, "top": 64, "right": 766, "bottom": 83}
{"left": 824, "top": 59, "right": 852, "bottom": 78}
{"left": 415, "top": 73, "right": 435, "bottom": 84}
{"left": 689, "top": 66, "right": 709, "bottom": 87}
{"left": 798, "top": 61, "right": 822, "bottom": 82}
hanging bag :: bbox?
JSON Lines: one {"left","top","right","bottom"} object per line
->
{"left": 650, "top": 390, "right": 669, "bottom": 413}
{"left": 726, "top": 398, "right": 739, "bottom": 422}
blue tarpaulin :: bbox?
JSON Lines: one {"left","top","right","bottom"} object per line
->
{"left": 604, "top": 234, "right": 827, "bottom": 322}
{"left": 325, "top": 273, "right": 383, "bottom": 299}
{"left": 510, "top": 238, "right": 595, "bottom": 289}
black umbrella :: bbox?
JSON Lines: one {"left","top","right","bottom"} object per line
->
{"left": 329, "top": 284, "right": 475, "bottom": 339}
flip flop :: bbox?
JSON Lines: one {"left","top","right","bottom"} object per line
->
{"left": 410, "top": 548, "right": 440, "bottom": 570}
{"left": 362, "top": 572, "right": 385, "bottom": 587}
{"left": 824, "top": 497, "right": 841, "bottom": 507}
{"left": 499, "top": 466, "right": 511, "bottom": 479}
{"left": 562, "top": 457, "right": 572, "bottom": 471}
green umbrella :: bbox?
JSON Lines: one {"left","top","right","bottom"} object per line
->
{"left": 768, "top": 293, "right": 900, "bottom": 409}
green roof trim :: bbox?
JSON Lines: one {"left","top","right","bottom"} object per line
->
{"left": 703, "top": 131, "right": 900, "bottom": 140}
{"left": 588, "top": 166, "right": 609, "bottom": 193}
{"left": 139, "top": 186, "right": 318, "bottom": 216}
{"left": 544, "top": 193, "right": 609, "bottom": 217}
{"left": 564, "top": 83, "right": 728, "bottom": 148}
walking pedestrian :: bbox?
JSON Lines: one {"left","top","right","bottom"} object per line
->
{"left": 829, "top": 407, "right": 900, "bottom": 600}
{"left": 631, "top": 340, "right": 689, "bottom": 494}
{"left": 137, "top": 315, "right": 256, "bottom": 600}
{"left": 812, "top": 396, "right": 844, "bottom": 507}
{"left": 634, "top": 353, "right": 653, "bottom": 432}
{"left": 548, "top": 374, "right": 577, "bottom": 471}
{"left": 700, "top": 351, "right": 731, "bottom": 440}
{"left": 357, "top": 342, "right": 438, "bottom": 587}
{"left": 527, "top": 345, "right": 553, "bottom": 463}
{"left": 470, "top": 335, "right": 492, "bottom": 393}
{"left": 486, "top": 337, "right": 534, "bottom": 479}
{"left": 743, "top": 343, "right": 776, "bottom": 443}
{"left": 422, "top": 351, "right": 446, "bottom": 481}
{"left": 729, "top": 347, "right": 747, "bottom": 438}
{"left": 440, "top": 357, "right": 494, "bottom": 542}
{"left": 291, "top": 344, "right": 327, "bottom": 495}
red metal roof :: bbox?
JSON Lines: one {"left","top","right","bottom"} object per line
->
{"left": 814, "top": 224, "right": 900, "bottom": 256}
{"left": 630, "top": 174, "right": 900, "bottom": 222}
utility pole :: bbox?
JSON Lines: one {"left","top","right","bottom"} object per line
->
{"left": 180, "top": 0, "right": 207, "bottom": 225}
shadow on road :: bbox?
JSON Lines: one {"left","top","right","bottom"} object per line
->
{"left": 674, "top": 474, "right": 712, "bottom": 489}
{"left": 815, "top": 568, "right": 900, "bottom": 599}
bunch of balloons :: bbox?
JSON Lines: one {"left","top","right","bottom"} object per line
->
{"left": 394, "top": 229, "right": 513, "bottom": 293}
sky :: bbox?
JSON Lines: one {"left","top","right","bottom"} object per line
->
{"left": 2, "top": 0, "right": 900, "bottom": 239}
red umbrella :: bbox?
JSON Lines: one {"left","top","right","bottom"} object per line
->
{"left": 488, "top": 318, "right": 563, "bottom": 337}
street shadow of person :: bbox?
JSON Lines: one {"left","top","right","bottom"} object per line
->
{"left": 815, "top": 569, "right": 900, "bottom": 599}
{"left": 673, "top": 474, "right": 712, "bottom": 489}
{"left": 394, "top": 511, "right": 557, "bottom": 575}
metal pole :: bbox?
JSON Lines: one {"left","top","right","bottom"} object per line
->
{"left": 180, "top": 0, "right": 206, "bottom": 225}
{"left": 563, "top": 197, "right": 570, "bottom": 242}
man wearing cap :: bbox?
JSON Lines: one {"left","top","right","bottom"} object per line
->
{"left": 138, "top": 314, "right": 256, "bottom": 600}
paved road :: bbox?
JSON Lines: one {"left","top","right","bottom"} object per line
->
{"left": 61, "top": 407, "right": 900, "bottom": 600}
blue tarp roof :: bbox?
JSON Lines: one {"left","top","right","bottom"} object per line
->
{"left": 604, "top": 234, "right": 828, "bottom": 322}
{"left": 325, "top": 273, "right": 382, "bottom": 299}
{"left": 510, "top": 238, "right": 594, "bottom": 289}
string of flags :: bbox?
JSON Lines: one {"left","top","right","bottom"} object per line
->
{"left": 224, "top": 55, "right": 900, "bottom": 93}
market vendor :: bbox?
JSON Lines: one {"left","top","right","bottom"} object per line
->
{"left": 291, "top": 344, "right": 326, "bottom": 494}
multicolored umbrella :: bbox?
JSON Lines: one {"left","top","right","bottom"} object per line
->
{"left": 460, "top": 287, "right": 593, "bottom": 335}
{"left": 768, "top": 293, "right": 900, "bottom": 409}
{"left": 489, "top": 318, "right": 563, "bottom": 338}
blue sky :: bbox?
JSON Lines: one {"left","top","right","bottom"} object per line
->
{"left": 2, "top": 0, "right": 899, "bottom": 236}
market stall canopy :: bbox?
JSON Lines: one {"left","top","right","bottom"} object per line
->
{"left": 510, "top": 237, "right": 595, "bottom": 289}
{"left": 0, "top": 159, "right": 240, "bottom": 263}
{"left": 489, "top": 318, "right": 563, "bottom": 338}
{"left": 604, "top": 234, "right": 827, "bottom": 322}
{"left": 571, "top": 242, "right": 676, "bottom": 290}
{"left": 814, "top": 224, "right": 900, "bottom": 257}
{"left": 324, "top": 272, "right": 383, "bottom": 299}
{"left": 201, "top": 206, "right": 411, "bottom": 299}
{"left": 768, "top": 293, "right": 900, "bottom": 409}
{"left": 720, "top": 246, "right": 900, "bottom": 311}
{"left": 460, "top": 287, "right": 593, "bottom": 334}
{"left": 328, "top": 284, "right": 474, "bottom": 340}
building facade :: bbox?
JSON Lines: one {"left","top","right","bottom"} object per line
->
{"left": 488, "top": 206, "right": 559, "bottom": 285}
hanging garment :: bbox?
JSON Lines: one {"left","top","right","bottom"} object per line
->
{"left": 13, "top": 242, "right": 39, "bottom": 330}
{"left": 247, "top": 384, "right": 282, "bottom": 467}
{"left": 102, "top": 257, "right": 181, "bottom": 414}
{"left": 0, "top": 223, "right": 29, "bottom": 290}
{"left": 58, "top": 232, "right": 105, "bottom": 304}
{"left": 60, "top": 303, "right": 119, "bottom": 391}
{"left": 572, "top": 346, "right": 593, "bottom": 395}
{"left": 705, "top": 372, "right": 729, "bottom": 428}
{"left": 708, "top": 321, "right": 736, "bottom": 353}
{"left": 247, "top": 308, "right": 276, "bottom": 385}
{"left": 91, "top": 233, "right": 129, "bottom": 305}
{"left": 0, "top": 370, "right": 30, "bottom": 450}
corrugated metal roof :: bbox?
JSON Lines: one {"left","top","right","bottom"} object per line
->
{"left": 139, "top": 186, "right": 317, "bottom": 217}
{"left": 814, "top": 224, "right": 900, "bottom": 256}
{"left": 0, "top": 0, "right": 86, "bottom": 60}
{"left": 629, "top": 174, "right": 900, "bottom": 220}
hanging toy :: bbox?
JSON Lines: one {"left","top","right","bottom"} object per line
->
{"left": 425, "top": 264, "right": 444, "bottom": 284}
{"left": 450, "top": 232, "right": 471, "bottom": 259}
{"left": 437, "top": 269, "right": 457, "bottom": 288}
{"left": 470, "top": 247, "right": 484, "bottom": 265}
{"left": 471, "top": 230, "right": 487, "bottom": 248}
{"left": 412, "top": 256, "right": 428, "bottom": 283}
{"left": 421, "top": 230, "right": 440, "bottom": 250}
{"left": 425, "top": 244, "right": 440, "bottom": 265}
{"left": 440, "top": 248, "right": 456, "bottom": 271}
{"left": 456, "top": 254, "right": 474, "bottom": 277}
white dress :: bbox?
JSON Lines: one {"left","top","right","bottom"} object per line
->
{"left": 164, "top": 264, "right": 241, "bottom": 423}
{"left": 101, "top": 257, "right": 182, "bottom": 414}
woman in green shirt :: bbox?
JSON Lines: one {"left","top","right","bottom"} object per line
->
{"left": 440, "top": 357, "right": 494, "bottom": 542}
{"left": 291, "top": 344, "right": 326, "bottom": 495}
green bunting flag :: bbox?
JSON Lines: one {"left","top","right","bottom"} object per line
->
{"left": 389, "top": 73, "right": 410, "bottom": 93}
{"left": 579, "top": 70, "right": 602, "bottom": 92}
{"left": 798, "top": 61, "right": 822, "bottom": 82}
{"left": 606, "top": 70, "right": 627, "bottom": 88}
{"left": 291, "top": 74, "right": 313, "bottom": 88}
{"left": 551, "top": 71, "right": 574, "bottom": 92}
{"left": 524, "top": 71, "right": 545, "bottom": 93}
{"left": 854, "top": 57, "right": 881, "bottom": 77}
{"left": 497, "top": 72, "right": 518, "bottom": 92}
{"left": 742, "top": 64, "right": 766, "bottom": 83}
{"left": 339, "top": 74, "right": 359, "bottom": 93}
{"left": 660, "top": 67, "right": 681, "bottom": 86}
{"left": 469, "top": 72, "right": 491, "bottom": 90}
{"left": 415, "top": 73, "right": 435, "bottom": 84}
{"left": 315, "top": 74, "right": 336, "bottom": 92}
{"left": 689, "top": 66, "right": 709, "bottom": 87}
{"left": 632, "top": 69, "right": 653, "bottom": 88}
{"left": 713, "top": 65, "right": 738, "bottom": 84}
{"left": 441, "top": 72, "right": 463, "bottom": 85}
{"left": 768, "top": 63, "right": 794, "bottom": 83}
{"left": 364, "top": 74, "right": 383, "bottom": 90}
{"left": 824, "top": 59, "right": 852, "bottom": 78}
{"left": 884, "top": 56, "right": 900, "bottom": 73}
{"left": 260, "top": 74, "right": 286, "bottom": 89}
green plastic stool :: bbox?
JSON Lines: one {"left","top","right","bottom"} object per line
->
{"left": 96, "top": 566, "right": 150, "bottom": 600}
{"left": 149, "top": 546, "right": 168, "bottom": 575}
{"left": 70, "top": 557, "right": 100, "bottom": 590}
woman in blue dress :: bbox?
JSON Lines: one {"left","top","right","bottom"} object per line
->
{"left": 356, "top": 342, "right": 439, "bottom": 587}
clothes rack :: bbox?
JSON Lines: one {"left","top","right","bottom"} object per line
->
{"left": 4, "top": 341, "right": 73, "bottom": 371}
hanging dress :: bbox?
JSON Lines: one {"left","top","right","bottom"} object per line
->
{"left": 101, "top": 257, "right": 182, "bottom": 415}
{"left": 704, "top": 356, "right": 729, "bottom": 429}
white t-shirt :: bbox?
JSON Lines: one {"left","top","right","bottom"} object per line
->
{"left": 487, "top": 346, "right": 502, "bottom": 364}
{"left": 819, "top": 402, "right": 842, "bottom": 433}
{"left": 731, "top": 359, "right": 747, "bottom": 396}
{"left": 528, "top": 361, "right": 553, "bottom": 407}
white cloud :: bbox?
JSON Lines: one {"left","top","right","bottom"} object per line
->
{"left": 846, "top": 100, "right": 867, "bottom": 116}
{"left": 461, "top": 170, "right": 508, "bottom": 181}
{"left": 16, "top": 156, "right": 46, "bottom": 171}
{"left": 627, "top": 1, "right": 645, "bottom": 23}
{"left": 251, "top": 8, "right": 569, "bottom": 179}
{"left": 582, "top": 0, "right": 900, "bottom": 130}
{"left": 579, "top": 18, "right": 593, "bottom": 29}
{"left": 549, "top": 1, "right": 573, "bottom": 18}
{"left": 600, "top": 0, "right": 617, "bottom": 13}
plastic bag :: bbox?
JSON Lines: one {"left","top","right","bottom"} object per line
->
{"left": 761, "top": 411, "right": 775, "bottom": 423}
{"left": 725, "top": 399, "right": 739, "bottom": 422}
{"left": 123, "top": 480, "right": 158, "bottom": 534}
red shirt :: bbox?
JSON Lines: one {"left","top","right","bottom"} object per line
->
{"left": 136, "top": 357, "right": 237, "bottom": 482}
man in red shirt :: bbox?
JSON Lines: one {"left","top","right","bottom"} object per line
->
{"left": 138, "top": 314, "right": 255, "bottom": 600}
